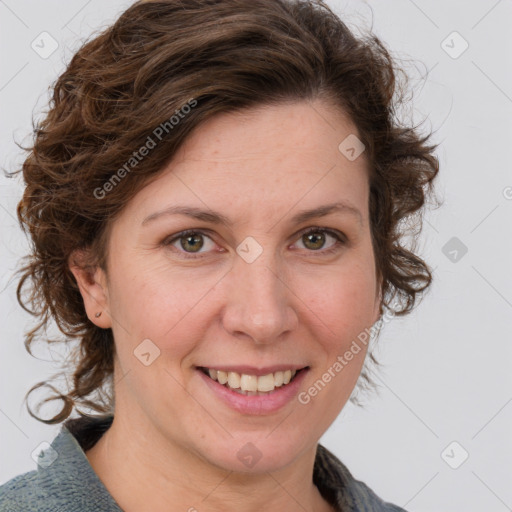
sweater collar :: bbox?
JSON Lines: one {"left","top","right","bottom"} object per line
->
{"left": 31, "top": 414, "right": 396, "bottom": 511}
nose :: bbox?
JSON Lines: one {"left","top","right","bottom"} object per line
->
{"left": 221, "top": 252, "right": 298, "bottom": 345}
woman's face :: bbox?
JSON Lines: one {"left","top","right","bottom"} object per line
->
{"left": 81, "top": 100, "right": 381, "bottom": 472}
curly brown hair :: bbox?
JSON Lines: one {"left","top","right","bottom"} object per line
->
{"left": 11, "top": 0, "right": 439, "bottom": 424}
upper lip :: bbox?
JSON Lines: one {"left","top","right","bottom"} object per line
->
{"left": 196, "top": 365, "right": 309, "bottom": 377}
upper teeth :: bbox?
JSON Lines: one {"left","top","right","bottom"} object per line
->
{"left": 207, "top": 368, "right": 297, "bottom": 393}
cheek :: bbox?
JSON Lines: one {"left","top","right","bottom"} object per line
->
{"left": 107, "top": 241, "right": 377, "bottom": 356}
{"left": 296, "top": 258, "right": 378, "bottom": 340}
{"left": 107, "top": 256, "right": 222, "bottom": 348}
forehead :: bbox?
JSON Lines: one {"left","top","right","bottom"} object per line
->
{"left": 123, "top": 100, "right": 370, "bottom": 225}
{"left": 177, "top": 100, "right": 361, "bottom": 166}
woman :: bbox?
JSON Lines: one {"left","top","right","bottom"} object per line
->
{"left": 0, "top": 0, "right": 439, "bottom": 510}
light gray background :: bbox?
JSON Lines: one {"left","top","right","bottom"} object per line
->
{"left": 1, "top": 1, "right": 511, "bottom": 510}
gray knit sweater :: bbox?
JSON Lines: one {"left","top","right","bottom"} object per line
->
{"left": 0, "top": 415, "right": 407, "bottom": 511}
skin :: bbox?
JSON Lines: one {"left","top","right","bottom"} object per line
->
{"left": 70, "top": 99, "right": 381, "bottom": 512}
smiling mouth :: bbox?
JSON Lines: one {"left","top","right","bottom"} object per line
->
{"left": 197, "top": 366, "right": 309, "bottom": 395}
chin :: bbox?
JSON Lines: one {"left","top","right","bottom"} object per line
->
{"left": 197, "top": 431, "right": 311, "bottom": 474}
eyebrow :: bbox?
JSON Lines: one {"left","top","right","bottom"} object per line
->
{"left": 141, "top": 201, "right": 363, "bottom": 227}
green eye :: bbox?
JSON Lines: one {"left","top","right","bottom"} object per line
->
{"left": 179, "top": 233, "right": 204, "bottom": 253}
{"left": 163, "top": 227, "right": 345, "bottom": 259}
{"left": 296, "top": 228, "right": 343, "bottom": 253}
{"left": 302, "top": 231, "right": 326, "bottom": 250}
{"left": 164, "top": 229, "right": 216, "bottom": 258}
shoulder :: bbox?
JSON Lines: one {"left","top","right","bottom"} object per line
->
{"left": 0, "top": 414, "right": 120, "bottom": 512}
{"left": 0, "top": 469, "right": 47, "bottom": 511}
{"left": 348, "top": 477, "right": 408, "bottom": 511}
{"left": 315, "top": 443, "right": 407, "bottom": 511}
{"left": 0, "top": 465, "right": 98, "bottom": 511}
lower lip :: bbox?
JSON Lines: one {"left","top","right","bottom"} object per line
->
{"left": 197, "top": 368, "right": 309, "bottom": 415}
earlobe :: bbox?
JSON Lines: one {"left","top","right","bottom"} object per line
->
{"left": 68, "top": 250, "right": 111, "bottom": 328}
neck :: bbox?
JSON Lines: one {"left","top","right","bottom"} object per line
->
{"left": 85, "top": 409, "right": 334, "bottom": 512}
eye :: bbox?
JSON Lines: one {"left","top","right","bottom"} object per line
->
{"left": 293, "top": 227, "right": 345, "bottom": 254}
{"left": 163, "top": 229, "right": 217, "bottom": 258}
{"left": 162, "top": 227, "right": 346, "bottom": 259}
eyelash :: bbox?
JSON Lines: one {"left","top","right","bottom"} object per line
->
{"left": 162, "top": 227, "right": 346, "bottom": 260}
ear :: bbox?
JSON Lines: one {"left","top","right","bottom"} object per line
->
{"left": 68, "top": 249, "right": 112, "bottom": 329}
{"left": 372, "top": 273, "right": 383, "bottom": 325}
